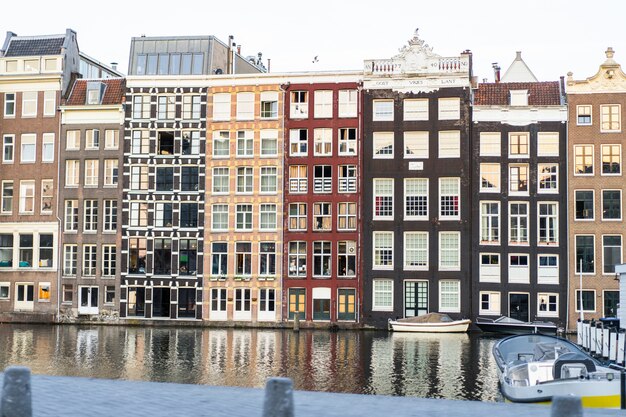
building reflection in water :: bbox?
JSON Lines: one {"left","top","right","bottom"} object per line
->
{"left": 0, "top": 325, "right": 501, "bottom": 401}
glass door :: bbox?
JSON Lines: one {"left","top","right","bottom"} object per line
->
{"left": 404, "top": 281, "right": 428, "bottom": 317}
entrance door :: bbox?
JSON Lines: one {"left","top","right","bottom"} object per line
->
{"left": 337, "top": 289, "right": 356, "bottom": 321}
{"left": 15, "top": 283, "right": 34, "bottom": 311}
{"left": 509, "top": 293, "right": 529, "bottom": 322}
{"left": 79, "top": 286, "right": 99, "bottom": 315}
{"left": 288, "top": 288, "right": 305, "bottom": 320}
{"left": 152, "top": 288, "right": 171, "bottom": 318}
{"left": 404, "top": 281, "right": 428, "bottom": 317}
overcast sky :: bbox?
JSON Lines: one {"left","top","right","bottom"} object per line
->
{"left": 4, "top": 0, "right": 626, "bottom": 82}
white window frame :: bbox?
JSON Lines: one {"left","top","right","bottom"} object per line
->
{"left": 601, "top": 144, "right": 621, "bottom": 176}
{"left": 404, "top": 178, "right": 428, "bottom": 221}
{"left": 20, "top": 134, "right": 36, "bottom": 163}
{"left": 4, "top": 92, "right": 15, "bottom": 117}
{"left": 538, "top": 202, "right": 559, "bottom": 245}
{"left": 313, "top": 128, "right": 332, "bottom": 156}
{"left": 372, "top": 279, "right": 393, "bottom": 311}
{"left": 290, "top": 91, "right": 308, "bottom": 119}
{"left": 576, "top": 105, "right": 592, "bottom": 126}
{"left": 479, "top": 163, "right": 500, "bottom": 193}
{"left": 480, "top": 132, "right": 501, "bottom": 156}
{"left": 236, "top": 92, "right": 255, "bottom": 121}
{"left": 602, "top": 234, "right": 622, "bottom": 275}
{"left": 537, "top": 255, "right": 559, "bottom": 285}
{"left": 213, "top": 93, "right": 231, "bottom": 121}
{"left": 538, "top": 163, "right": 559, "bottom": 194}
{"left": 439, "top": 231, "right": 460, "bottom": 271}
{"left": 438, "top": 97, "right": 460, "bottom": 120}
{"left": 439, "top": 178, "right": 460, "bottom": 220}
{"left": 260, "top": 129, "right": 278, "bottom": 157}
{"left": 259, "top": 204, "right": 277, "bottom": 231}
{"left": 42, "top": 133, "right": 54, "bottom": 163}
{"left": 479, "top": 253, "right": 500, "bottom": 283}
{"left": 600, "top": 104, "right": 621, "bottom": 132}
{"left": 537, "top": 132, "right": 559, "bottom": 157}
{"left": 19, "top": 180, "right": 35, "bottom": 214}
{"left": 479, "top": 291, "right": 501, "bottom": 315}
{"left": 43, "top": 91, "right": 56, "bottom": 117}
{"left": 438, "top": 130, "right": 460, "bottom": 158}
{"left": 480, "top": 201, "right": 500, "bottom": 245}
{"left": 373, "top": 132, "right": 394, "bottom": 159}
{"left": 314, "top": 90, "right": 333, "bottom": 118}
{"left": 84, "top": 159, "right": 99, "bottom": 187}
{"left": 236, "top": 130, "right": 254, "bottom": 157}
{"left": 574, "top": 145, "right": 594, "bottom": 176}
{"left": 403, "top": 98, "right": 428, "bottom": 121}
{"left": 338, "top": 128, "right": 357, "bottom": 156}
{"left": 602, "top": 189, "right": 622, "bottom": 221}
{"left": 21, "top": 91, "right": 37, "bottom": 117}
{"left": 403, "top": 231, "right": 428, "bottom": 271}
{"left": 537, "top": 293, "right": 559, "bottom": 317}
{"left": 403, "top": 131, "right": 428, "bottom": 159}
{"left": 373, "top": 99, "right": 394, "bottom": 121}
{"left": 372, "top": 231, "right": 394, "bottom": 270}
{"left": 509, "top": 202, "right": 529, "bottom": 245}
{"left": 509, "top": 132, "right": 530, "bottom": 158}
{"left": 439, "top": 280, "right": 461, "bottom": 313}
{"left": 211, "top": 204, "right": 229, "bottom": 231}
{"left": 3, "top": 134, "right": 14, "bottom": 163}
{"left": 338, "top": 90, "right": 357, "bottom": 118}
{"left": 509, "top": 164, "right": 529, "bottom": 195}
{"left": 373, "top": 178, "right": 394, "bottom": 220}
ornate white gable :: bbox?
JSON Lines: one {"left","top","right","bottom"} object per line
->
{"left": 567, "top": 48, "right": 626, "bottom": 93}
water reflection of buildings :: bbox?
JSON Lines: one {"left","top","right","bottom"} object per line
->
{"left": 0, "top": 326, "right": 499, "bottom": 401}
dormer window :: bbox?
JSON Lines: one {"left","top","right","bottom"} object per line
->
{"left": 86, "top": 81, "right": 105, "bottom": 105}
{"left": 510, "top": 90, "right": 528, "bottom": 106}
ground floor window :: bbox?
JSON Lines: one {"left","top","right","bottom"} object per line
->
{"left": 537, "top": 293, "right": 558, "bottom": 317}
{"left": 373, "top": 279, "right": 393, "bottom": 311}
{"left": 439, "top": 280, "right": 460, "bottom": 313}
{"left": 479, "top": 291, "right": 500, "bottom": 315}
{"left": 575, "top": 290, "right": 595, "bottom": 312}
{"left": 312, "top": 287, "right": 331, "bottom": 321}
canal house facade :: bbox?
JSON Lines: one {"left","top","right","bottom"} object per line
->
{"left": 0, "top": 31, "right": 75, "bottom": 320}
{"left": 120, "top": 35, "right": 264, "bottom": 321}
{"left": 204, "top": 76, "right": 284, "bottom": 324}
{"left": 282, "top": 74, "right": 361, "bottom": 324}
{"left": 566, "top": 48, "right": 626, "bottom": 329}
{"left": 472, "top": 53, "right": 568, "bottom": 327}
{"left": 58, "top": 78, "right": 125, "bottom": 319}
{"left": 361, "top": 31, "right": 473, "bottom": 327}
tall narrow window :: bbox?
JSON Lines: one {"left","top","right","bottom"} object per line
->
{"left": 337, "top": 202, "right": 356, "bottom": 230}
{"left": 1, "top": 181, "right": 13, "bottom": 214}
{"left": 314, "top": 90, "right": 332, "bottom": 118}
{"left": 103, "top": 200, "right": 117, "bottom": 232}
{"left": 259, "top": 242, "right": 276, "bottom": 277}
{"left": 288, "top": 241, "right": 307, "bottom": 277}
{"left": 574, "top": 145, "right": 594, "bottom": 175}
{"left": 404, "top": 232, "right": 428, "bottom": 270}
{"left": 373, "top": 178, "right": 393, "bottom": 220}
{"left": 2, "top": 135, "right": 14, "bottom": 163}
{"left": 337, "top": 241, "right": 357, "bottom": 276}
{"left": 289, "top": 203, "right": 307, "bottom": 231}
{"left": 575, "top": 235, "right": 595, "bottom": 273}
{"left": 480, "top": 202, "right": 500, "bottom": 244}
{"left": 373, "top": 232, "right": 393, "bottom": 269}
{"left": 64, "top": 200, "right": 78, "bottom": 231}
{"left": 601, "top": 104, "right": 620, "bottom": 131}
{"left": 404, "top": 178, "right": 427, "bottom": 220}
{"left": 313, "top": 241, "right": 331, "bottom": 277}
{"left": 19, "top": 181, "right": 35, "bottom": 214}
{"left": 83, "top": 200, "right": 98, "bottom": 232}
{"left": 83, "top": 245, "right": 97, "bottom": 276}
{"left": 509, "top": 202, "right": 528, "bottom": 244}
{"left": 539, "top": 203, "right": 558, "bottom": 244}
{"left": 338, "top": 90, "right": 357, "bottom": 118}
{"left": 439, "top": 178, "right": 460, "bottom": 220}
{"left": 602, "top": 144, "right": 621, "bottom": 175}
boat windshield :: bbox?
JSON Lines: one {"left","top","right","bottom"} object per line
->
{"left": 493, "top": 334, "right": 597, "bottom": 371}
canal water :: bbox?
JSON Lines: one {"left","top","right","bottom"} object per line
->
{"left": 0, "top": 324, "right": 504, "bottom": 402}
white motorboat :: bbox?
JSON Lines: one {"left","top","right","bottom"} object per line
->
{"left": 476, "top": 316, "right": 558, "bottom": 335}
{"left": 388, "top": 313, "right": 471, "bottom": 333}
{"left": 493, "top": 334, "right": 623, "bottom": 408}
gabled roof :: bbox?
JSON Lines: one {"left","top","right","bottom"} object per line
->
{"left": 66, "top": 78, "right": 125, "bottom": 106}
{"left": 474, "top": 82, "right": 562, "bottom": 106}
{"left": 4, "top": 35, "right": 65, "bottom": 57}
{"left": 501, "top": 51, "right": 538, "bottom": 83}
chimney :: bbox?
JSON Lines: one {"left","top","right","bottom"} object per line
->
{"left": 237, "top": 45, "right": 241, "bottom": 55}
{"left": 267, "top": 58, "right": 271, "bottom": 73}
{"left": 492, "top": 62, "right": 501, "bottom": 83}
{"left": 110, "top": 62, "right": 118, "bottom": 71}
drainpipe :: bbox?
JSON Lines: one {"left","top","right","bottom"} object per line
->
{"left": 278, "top": 82, "right": 287, "bottom": 323}
{"left": 55, "top": 85, "right": 63, "bottom": 323}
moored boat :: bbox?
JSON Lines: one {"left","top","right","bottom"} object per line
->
{"left": 476, "top": 316, "right": 557, "bottom": 335}
{"left": 494, "top": 334, "right": 622, "bottom": 408}
{"left": 388, "top": 312, "right": 471, "bottom": 333}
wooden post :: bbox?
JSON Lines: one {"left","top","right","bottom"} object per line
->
{"left": 293, "top": 312, "right": 300, "bottom": 332}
